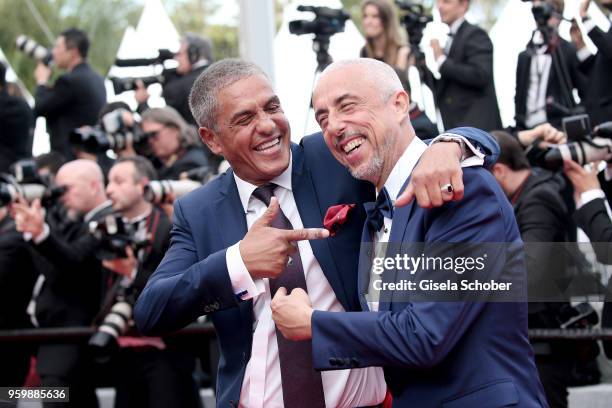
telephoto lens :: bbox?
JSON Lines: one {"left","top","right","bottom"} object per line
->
{"left": 15, "top": 35, "right": 53, "bottom": 65}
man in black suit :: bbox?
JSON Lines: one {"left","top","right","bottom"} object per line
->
{"left": 34, "top": 28, "right": 106, "bottom": 160}
{"left": 515, "top": 0, "right": 587, "bottom": 131}
{"left": 102, "top": 156, "right": 201, "bottom": 408}
{"left": 571, "top": 0, "right": 612, "bottom": 126}
{"left": 0, "top": 62, "right": 34, "bottom": 173}
{"left": 14, "top": 159, "right": 112, "bottom": 408}
{"left": 0, "top": 205, "right": 38, "bottom": 388}
{"left": 564, "top": 158, "right": 612, "bottom": 360}
{"left": 423, "top": 0, "right": 502, "bottom": 131}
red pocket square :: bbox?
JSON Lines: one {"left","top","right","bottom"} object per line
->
{"left": 323, "top": 204, "right": 356, "bottom": 237}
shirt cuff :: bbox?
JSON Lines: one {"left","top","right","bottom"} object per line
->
{"left": 436, "top": 55, "right": 447, "bottom": 69}
{"left": 583, "top": 18, "right": 597, "bottom": 34}
{"left": 577, "top": 189, "right": 606, "bottom": 209}
{"left": 430, "top": 133, "right": 485, "bottom": 167}
{"left": 226, "top": 241, "right": 265, "bottom": 301}
{"left": 24, "top": 223, "right": 50, "bottom": 244}
{"left": 576, "top": 46, "right": 592, "bottom": 62}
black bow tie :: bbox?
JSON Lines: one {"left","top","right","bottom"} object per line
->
{"left": 366, "top": 188, "right": 394, "bottom": 232}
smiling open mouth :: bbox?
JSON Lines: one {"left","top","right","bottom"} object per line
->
{"left": 254, "top": 137, "right": 281, "bottom": 152}
{"left": 342, "top": 137, "right": 365, "bottom": 155}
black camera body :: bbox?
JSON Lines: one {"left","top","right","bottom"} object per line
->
{"left": 70, "top": 109, "right": 149, "bottom": 154}
{"left": 110, "top": 49, "right": 177, "bottom": 95}
{"left": 0, "top": 168, "right": 66, "bottom": 207}
{"left": 396, "top": 1, "right": 433, "bottom": 47}
{"left": 88, "top": 213, "right": 151, "bottom": 260}
{"left": 289, "top": 5, "right": 350, "bottom": 37}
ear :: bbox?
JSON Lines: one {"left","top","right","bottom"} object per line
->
{"left": 491, "top": 163, "right": 505, "bottom": 178}
{"left": 199, "top": 127, "right": 223, "bottom": 156}
{"left": 391, "top": 90, "right": 410, "bottom": 122}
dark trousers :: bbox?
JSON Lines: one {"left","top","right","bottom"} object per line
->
{"left": 114, "top": 348, "right": 201, "bottom": 408}
{"left": 535, "top": 355, "right": 572, "bottom": 408}
{"left": 40, "top": 374, "right": 99, "bottom": 408}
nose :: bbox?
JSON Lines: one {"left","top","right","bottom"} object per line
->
{"left": 325, "top": 110, "right": 346, "bottom": 141}
{"left": 254, "top": 111, "right": 276, "bottom": 135}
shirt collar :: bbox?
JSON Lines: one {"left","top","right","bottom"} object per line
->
{"left": 84, "top": 200, "right": 112, "bottom": 223}
{"left": 124, "top": 207, "right": 152, "bottom": 224}
{"left": 233, "top": 153, "right": 293, "bottom": 213}
{"left": 382, "top": 137, "right": 428, "bottom": 201}
{"left": 449, "top": 17, "right": 465, "bottom": 35}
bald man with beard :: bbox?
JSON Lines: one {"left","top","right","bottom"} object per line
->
{"left": 14, "top": 159, "right": 113, "bottom": 408}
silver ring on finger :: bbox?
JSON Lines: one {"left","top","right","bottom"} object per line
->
{"left": 440, "top": 183, "right": 454, "bottom": 194}
{"left": 286, "top": 256, "right": 293, "bottom": 267}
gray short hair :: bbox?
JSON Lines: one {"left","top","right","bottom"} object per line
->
{"left": 319, "top": 58, "right": 404, "bottom": 102}
{"left": 189, "top": 58, "right": 267, "bottom": 130}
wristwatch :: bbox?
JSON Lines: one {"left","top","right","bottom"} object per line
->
{"left": 435, "top": 136, "right": 469, "bottom": 161}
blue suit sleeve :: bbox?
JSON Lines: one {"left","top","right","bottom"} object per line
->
{"left": 424, "top": 127, "right": 500, "bottom": 169}
{"left": 134, "top": 199, "right": 240, "bottom": 335}
{"left": 312, "top": 171, "right": 513, "bottom": 370}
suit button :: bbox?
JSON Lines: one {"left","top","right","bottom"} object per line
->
{"left": 329, "top": 357, "right": 339, "bottom": 366}
{"left": 350, "top": 358, "right": 359, "bottom": 367}
{"left": 344, "top": 358, "right": 352, "bottom": 366}
{"left": 213, "top": 301, "right": 220, "bottom": 310}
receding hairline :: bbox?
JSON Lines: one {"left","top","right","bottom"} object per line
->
{"left": 315, "top": 58, "right": 404, "bottom": 100}
{"left": 57, "top": 159, "right": 104, "bottom": 184}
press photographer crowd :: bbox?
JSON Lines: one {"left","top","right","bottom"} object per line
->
{"left": 1, "top": 0, "right": 612, "bottom": 407}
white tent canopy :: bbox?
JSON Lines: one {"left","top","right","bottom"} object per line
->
{"left": 106, "top": 0, "right": 181, "bottom": 110}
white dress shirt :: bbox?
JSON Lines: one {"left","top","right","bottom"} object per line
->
{"left": 525, "top": 33, "right": 552, "bottom": 129}
{"left": 225, "top": 155, "right": 386, "bottom": 408}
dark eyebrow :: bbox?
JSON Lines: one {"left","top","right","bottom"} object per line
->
{"left": 314, "top": 93, "right": 353, "bottom": 122}
{"left": 229, "top": 95, "right": 281, "bottom": 124}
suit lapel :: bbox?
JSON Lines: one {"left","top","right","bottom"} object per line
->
{"left": 291, "top": 144, "right": 352, "bottom": 310}
{"left": 213, "top": 170, "right": 253, "bottom": 336}
{"left": 358, "top": 203, "right": 376, "bottom": 310}
{"left": 380, "top": 177, "right": 417, "bottom": 311}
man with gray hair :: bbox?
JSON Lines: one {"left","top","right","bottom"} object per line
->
{"left": 272, "top": 58, "right": 547, "bottom": 407}
{"left": 134, "top": 58, "right": 499, "bottom": 407}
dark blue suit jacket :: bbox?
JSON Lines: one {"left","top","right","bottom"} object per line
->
{"left": 134, "top": 130, "right": 499, "bottom": 407}
{"left": 312, "top": 166, "right": 548, "bottom": 407}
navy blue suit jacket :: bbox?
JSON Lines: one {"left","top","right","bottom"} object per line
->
{"left": 312, "top": 166, "right": 548, "bottom": 407}
{"left": 134, "top": 130, "right": 499, "bottom": 407}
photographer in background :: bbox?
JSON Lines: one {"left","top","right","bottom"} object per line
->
{"left": 564, "top": 159, "right": 612, "bottom": 360}
{"left": 102, "top": 156, "right": 201, "bottom": 408}
{"left": 141, "top": 107, "right": 215, "bottom": 179}
{"left": 360, "top": 0, "right": 410, "bottom": 70}
{"left": 33, "top": 28, "right": 106, "bottom": 160}
{"left": 0, "top": 204, "right": 38, "bottom": 389}
{"left": 492, "top": 131, "right": 600, "bottom": 408}
{"left": 571, "top": 0, "right": 612, "bottom": 126}
{"left": 423, "top": 0, "right": 502, "bottom": 131}
{"left": 136, "top": 33, "right": 214, "bottom": 125}
{"left": 12, "top": 159, "right": 112, "bottom": 408}
{"left": 0, "top": 62, "right": 34, "bottom": 174}
{"left": 515, "top": 0, "right": 586, "bottom": 131}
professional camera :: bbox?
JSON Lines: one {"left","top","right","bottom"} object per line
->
{"left": 542, "top": 118, "right": 612, "bottom": 170}
{"left": 89, "top": 283, "right": 138, "bottom": 362}
{"left": 15, "top": 35, "right": 52, "bottom": 66}
{"left": 109, "top": 68, "right": 177, "bottom": 95}
{"left": 144, "top": 180, "right": 202, "bottom": 205}
{"left": 289, "top": 5, "right": 350, "bottom": 36}
{"left": 181, "top": 165, "right": 218, "bottom": 184}
{"left": 88, "top": 213, "right": 151, "bottom": 260}
{"left": 0, "top": 173, "right": 66, "bottom": 206}
{"left": 109, "top": 49, "right": 177, "bottom": 95}
{"left": 521, "top": 0, "right": 555, "bottom": 28}
{"left": 70, "top": 109, "right": 149, "bottom": 154}
{"left": 396, "top": 1, "right": 433, "bottom": 49}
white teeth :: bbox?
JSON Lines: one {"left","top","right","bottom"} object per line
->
{"left": 343, "top": 138, "right": 364, "bottom": 153}
{"left": 256, "top": 137, "right": 280, "bottom": 152}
